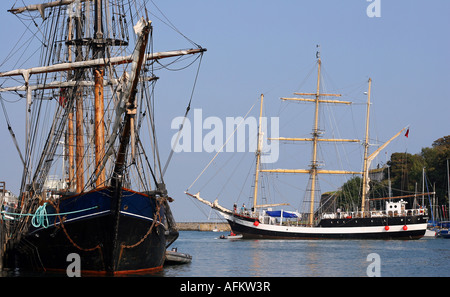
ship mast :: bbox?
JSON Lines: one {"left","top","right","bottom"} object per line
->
{"left": 93, "top": 0, "right": 106, "bottom": 187}
{"left": 308, "top": 57, "right": 323, "bottom": 225}
{"left": 360, "top": 78, "right": 372, "bottom": 214}
{"left": 252, "top": 94, "right": 289, "bottom": 212}
{"left": 1, "top": 0, "right": 206, "bottom": 195}
{"left": 252, "top": 94, "right": 264, "bottom": 210}
{"left": 74, "top": 1, "right": 85, "bottom": 193}
{"left": 262, "top": 52, "right": 361, "bottom": 226}
{"left": 66, "top": 13, "right": 75, "bottom": 190}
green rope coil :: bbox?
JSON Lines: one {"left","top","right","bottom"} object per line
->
{"left": 32, "top": 202, "right": 49, "bottom": 228}
{"left": 1, "top": 204, "right": 99, "bottom": 229}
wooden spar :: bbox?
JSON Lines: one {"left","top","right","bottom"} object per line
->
{"left": 360, "top": 78, "right": 372, "bottom": 214}
{"left": 0, "top": 48, "right": 206, "bottom": 78}
{"left": 8, "top": 0, "right": 92, "bottom": 19}
{"left": 281, "top": 97, "right": 352, "bottom": 105}
{"left": 112, "top": 19, "right": 150, "bottom": 183}
{"left": 260, "top": 169, "right": 362, "bottom": 175}
{"left": 185, "top": 192, "right": 233, "bottom": 215}
{"left": 269, "top": 137, "right": 359, "bottom": 143}
{"left": 367, "top": 126, "right": 408, "bottom": 165}
{"left": 369, "top": 192, "right": 435, "bottom": 201}
{"left": 0, "top": 80, "right": 119, "bottom": 92}
{"left": 294, "top": 92, "right": 342, "bottom": 97}
{"left": 252, "top": 94, "right": 264, "bottom": 210}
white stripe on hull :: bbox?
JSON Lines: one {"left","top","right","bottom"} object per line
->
{"left": 221, "top": 213, "right": 427, "bottom": 238}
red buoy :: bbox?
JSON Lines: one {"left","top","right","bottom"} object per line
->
{"left": 254, "top": 221, "right": 259, "bottom": 226}
{"left": 403, "top": 225, "right": 408, "bottom": 231}
{"left": 384, "top": 226, "right": 389, "bottom": 231}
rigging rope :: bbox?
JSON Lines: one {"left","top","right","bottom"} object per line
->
{"left": 186, "top": 98, "right": 259, "bottom": 192}
{"left": 162, "top": 52, "right": 204, "bottom": 177}
{"left": 0, "top": 95, "right": 25, "bottom": 165}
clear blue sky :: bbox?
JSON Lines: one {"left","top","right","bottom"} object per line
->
{"left": 0, "top": 1, "right": 449, "bottom": 221}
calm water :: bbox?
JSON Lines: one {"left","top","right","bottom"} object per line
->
{"left": 1, "top": 231, "right": 448, "bottom": 277}
{"left": 158, "top": 231, "right": 450, "bottom": 277}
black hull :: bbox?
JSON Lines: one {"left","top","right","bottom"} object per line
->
{"left": 225, "top": 214, "right": 427, "bottom": 240}
{"left": 4, "top": 187, "right": 171, "bottom": 275}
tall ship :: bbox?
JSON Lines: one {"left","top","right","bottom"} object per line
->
{"left": 0, "top": 0, "right": 205, "bottom": 274}
{"left": 187, "top": 53, "right": 428, "bottom": 240}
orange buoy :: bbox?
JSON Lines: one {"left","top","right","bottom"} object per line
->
{"left": 403, "top": 225, "right": 408, "bottom": 231}
{"left": 384, "top": 226, "right": 389, "bottom": 231}
{"left": 254, "top": 221, "right": 259, "bottom": 226}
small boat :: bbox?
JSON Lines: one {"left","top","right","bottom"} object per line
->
{"left": 437, "top": 229, "right": 450, "bottom": 238}
{"left": 165, "top": 248, "right": 192, "bottom": 265}
{"left": 423, "top": 229, "right": 437, "bottom": 238}
{"left": 219, "top": 233, "right": 243, "bottom": 240}
{"left": 436, "top": 221, "right": 450, "bottom": 238}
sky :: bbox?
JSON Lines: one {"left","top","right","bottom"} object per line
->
{"left": 0, "top": 0, "right": 449, "bottom": 222}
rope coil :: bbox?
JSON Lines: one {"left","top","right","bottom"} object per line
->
{"left": 31, "top": 202, "right": 49, "bottom": 228}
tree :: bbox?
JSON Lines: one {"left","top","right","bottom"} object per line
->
{"left": 334, "top": 176, "right": 362, "bottom": 211}
{"left": 421, "top": 136, "right": 450, "bottom": 207}
{"left": 387, "top": 152, "right": 425, "bottom": 197}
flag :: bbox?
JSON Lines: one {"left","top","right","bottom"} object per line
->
{"left": 405, "top": 128, "right": 409, "bottom": 138}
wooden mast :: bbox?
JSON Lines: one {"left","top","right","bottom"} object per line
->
{"left": 361, "top": 78, "right": 372, "bottom": 214}
{"left": 67, "top": 13, "right": 75, "bottom": 191}
{"left": 94, "top": 69, "right": 106, "bottom": 187}
{"left": 252, "top": 94, "right": 264, "bottom": 212}
{"left": 112, "top": 19, "right": 151, "bottom": 184}
{"left": 307, "top": 57, "right": 322, "bottom": 226}
{"left": 74, "top": 2, "right": 84, "bottom": 193}
{"left": 93, "top": 0, "right": 106, "bottom": 187}
{"left": 263, "top": 52, "right": 360, "bottom": 226}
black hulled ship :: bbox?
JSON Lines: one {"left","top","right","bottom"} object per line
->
{"left": 187, "top": 53, "right": 428, "bottom": 240}
{"left": 0, "top": 0, "right": 205, "bottom": 274}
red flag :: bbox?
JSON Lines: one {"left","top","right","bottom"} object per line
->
{"left": 405, "top": 128, "right": 409, "bottom": 138}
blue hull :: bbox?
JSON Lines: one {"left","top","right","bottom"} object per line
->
{"left": 6, "top": 187, "right": 171, "bottom": 275}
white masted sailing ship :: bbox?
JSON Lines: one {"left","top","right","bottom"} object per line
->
{"left": 187, "top": 53, "right": 428, "bottom": 240}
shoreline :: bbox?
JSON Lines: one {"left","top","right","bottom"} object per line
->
{"left": 177, "top": 222, "right": 230, "bottom": 232}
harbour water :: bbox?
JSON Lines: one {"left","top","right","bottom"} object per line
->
{"left": 159, "top": 231, "right": 450, "bottom": 277}
{"left": 0, "top": 230, "right": 448, "bottom": 278}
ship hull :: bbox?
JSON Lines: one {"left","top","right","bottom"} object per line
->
{"left": 5, "top": 187, "right": 169, "bottom": 275}
{"left": 222, "top": 213, "right": 427, "bottom": 240}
